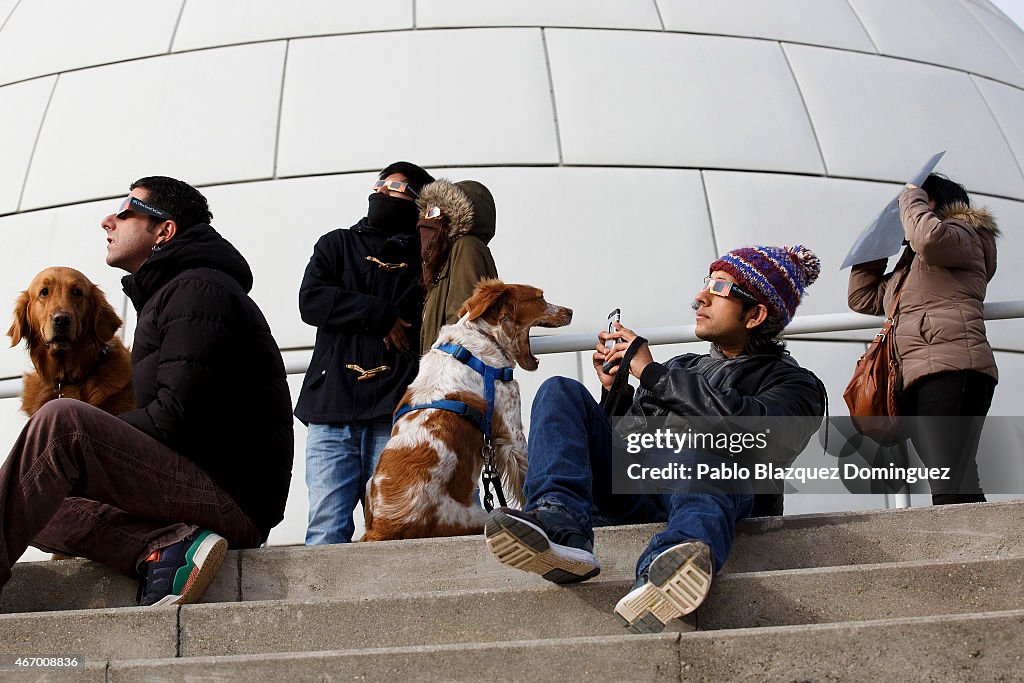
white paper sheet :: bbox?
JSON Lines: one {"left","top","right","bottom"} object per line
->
{"left": 840, "top": 151, "right": 946, "bottom": 269}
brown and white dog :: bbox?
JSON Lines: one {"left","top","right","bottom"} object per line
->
{"left": 363, "top": 280, "right": 572, "bottom": 541}
{"left": 8, "top": 266, "right": 134, "bottom": 417}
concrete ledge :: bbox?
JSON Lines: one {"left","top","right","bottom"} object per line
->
{"left": 729, "top": 499, "right": 1024, "bottom": 572}
{"left": 236, "top": 525, "right": 650, "bottom": 602}
{"left": 0, "top": 661, "right": 107, "bottom": 681}
{"left": 111, "top": 634, "right": 682, "bottom": 682}
{"left": 178, "top": 580, "right": 687, "bottom": 657}
{"left": 2, "top": 552, "right": 1017, "bottom": 663}
{"left": 108, "top": 610, "right": 1024, "bottom": 681}
{"left": 5, "top": 500, "right": 1022, "bottom": 613}
{"left": 702, "top": 554, "right": 1024, "bottom": 629}
{"left": 1, "top": 550, "right": 240, "bottom": 614}
{"left": 680, "top": 609, "right": 1024, "bottom": 681}
{"left": 0, "top": 606, "right": 178, "bottom": 661}
{"left": 235, "top": 499, "right": 1024, "bottom": 602}
{"left": 180, "top": 553, "right": 1023, "bottom": 656}
{"left": 1, "top": 502, "right": 1020, "bottom": 678}
{"left": 1, "top": 558, "right": 138, "bottom": 613}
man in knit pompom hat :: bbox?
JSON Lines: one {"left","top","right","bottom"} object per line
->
{"left": 485, "top": 244, "right": 826, "bottom": 634}
{"left": 709, "top": 244, "right": 821, "bottom": 328}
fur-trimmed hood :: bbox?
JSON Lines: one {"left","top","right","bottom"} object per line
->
{"left": 417, "top": 179, "right": 496, "bottom": 244}
{"left": 938, "top": 202, "right": 1001, "bottom": 237}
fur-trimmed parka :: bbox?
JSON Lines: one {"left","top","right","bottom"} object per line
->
{"left": 416, "top": 179, "right": 498, "bottom": 354}
{"left": 848, "top": 187, "right": 999, "bottom": 391}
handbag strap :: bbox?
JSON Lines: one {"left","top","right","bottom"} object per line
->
{"left": 882, "top": 253, "right": 913, "bottom": 390}
{"left": 876, "top": 253, "right": 912, "bottom": 341}
{"left": 888, "top": 251, "right": 913, "bottom": 319}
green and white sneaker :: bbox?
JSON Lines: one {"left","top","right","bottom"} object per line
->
{"left": 137, "top": 529, "right": 228, "bottom": 607}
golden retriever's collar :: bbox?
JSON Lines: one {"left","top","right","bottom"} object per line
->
{"left": 54, "top": 344, "right": 110, "bottom": 397}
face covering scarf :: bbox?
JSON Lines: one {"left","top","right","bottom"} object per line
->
{"left": 418, "top": 216, "right": 451, "bottom": 289}
{"left": 367, "top": 192, "right": 419, "bottom": 235}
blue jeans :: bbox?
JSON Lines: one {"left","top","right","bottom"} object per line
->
{"left": 305, "top": 420, "right": 392, "bottom": 544}
{"left": 524, "top": 377, "right": 754, "bottom": 577}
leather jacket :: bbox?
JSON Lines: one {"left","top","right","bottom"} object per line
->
{"left": 613, "top": 348, "right": 826, "bottom": 516}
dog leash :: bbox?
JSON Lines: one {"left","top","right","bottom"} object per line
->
{"left": 392, "top": 342, "right": 514, "bottom": 511}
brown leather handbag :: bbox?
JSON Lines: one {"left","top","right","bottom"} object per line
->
{"left": 843, "top": 266, "right": 910, "bottom": 446}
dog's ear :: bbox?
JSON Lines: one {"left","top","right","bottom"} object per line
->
{"left": 460, "top": 280, "right": 519, "bottom": 323}
{"left": 7, "top": 290, "right": 30, "bottom": 347}
{"left": 459, "top": 279, "right": 516, "bottom": 323}
{"left": 92, "top": 286, "right": 122, "bottom": 342}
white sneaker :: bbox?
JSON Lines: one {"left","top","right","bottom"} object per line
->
{"left": 484, "top": 508, "right": 600, "bottom": 584}
{"left": 614, "top": 540, "right": 713, "bottom": 633}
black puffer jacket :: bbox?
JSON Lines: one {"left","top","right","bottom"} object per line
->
{"left": 615, "top": 349, "right": 825, "bottom": 516}
{"left": 121, "top": 224, "right": 294, "bottom": 533}
{"left": 293, "top": 219, "right": 422, "bottom": 424}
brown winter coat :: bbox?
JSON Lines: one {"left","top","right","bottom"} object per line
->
{"left": 848, "top": 187, "right": 999, "bottom": 391}
{"left": 417, "top": 179, "right": 498, "bottom": 354}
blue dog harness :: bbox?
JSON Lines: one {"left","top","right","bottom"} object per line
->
{"left": 393, "top": 343, "right": 514, "bottom": 511}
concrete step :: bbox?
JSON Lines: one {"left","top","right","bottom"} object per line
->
{"left": 0, "top": 605, "right": 177, "bottom": 663}
{"left": 2, "top": 554, "right": 1021, "bottom": 661}
{"left": 727, "top": 498, "right": 1024, "bottom": 573}
{"left": 4, "top": 499, "right": 1022, "bottom": 614}
{"left": 702, "top": 553, "right": 1024, "bottom": 629}
{"left": 94, "top": 609, "right": 1024, "bottom": 682}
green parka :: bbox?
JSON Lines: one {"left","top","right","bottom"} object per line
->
{"left": 417, "top": 179, "right": 499, "bottom": 354}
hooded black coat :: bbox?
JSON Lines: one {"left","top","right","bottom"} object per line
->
{"left": 293, "top": 218, "right": 422, "bottom": 424}
{"left": 120, "top": 224, "right": 294, "bottom": 533}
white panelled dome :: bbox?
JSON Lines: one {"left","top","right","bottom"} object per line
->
{"left": 2, "top": 0, "right": 1023, "bottom": 549}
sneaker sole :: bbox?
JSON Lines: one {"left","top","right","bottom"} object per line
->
{"left": 614, "top": 541, "right": 712, "bottom": 634}
{"left": 484, "top": 510, "right": 600, "bottom": 584}
{"left": 150, "top": 532, "right": 228, "bottom": 607}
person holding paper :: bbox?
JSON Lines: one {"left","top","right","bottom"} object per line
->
{"left": 847, "top": 174, "right": 999, "bottom": 505}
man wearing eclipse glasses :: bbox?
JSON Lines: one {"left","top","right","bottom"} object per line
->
{"left": 294, "top": 161, "right": 434, "bottom": 545}
{"left": 485, "top": 245, "right": 826, "bottom": 634}
{"left": 0, "top": 176, "right": 293, "bottom": 607}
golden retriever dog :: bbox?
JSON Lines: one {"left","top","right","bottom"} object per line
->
{"left": 8, "top": 266, "right": 134, "bottom": 417}
{"left": 363, "top": 280, "right": 572, "bottom": 541}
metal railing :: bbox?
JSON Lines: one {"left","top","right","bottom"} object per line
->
{"left": 3, "top": 300, "right": 1023, "bottom": 399}
{"left": 527, "top": 300, "right": 1024, "bottom": 355}
{"left": 2, "top": 301, "right": 1022, "bottom": 511}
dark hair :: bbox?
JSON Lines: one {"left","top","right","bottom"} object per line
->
{"left": 379, "top": 161, "right": 434, "bottom": 195}
{"left": 739, "top": 299, "right": 787, "bottom": 356}
{"left": 921, "top": 174, "right": 970, "bottom": 213}
{"left": 130, "top": 176, "right": 213, "bottom": 232}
